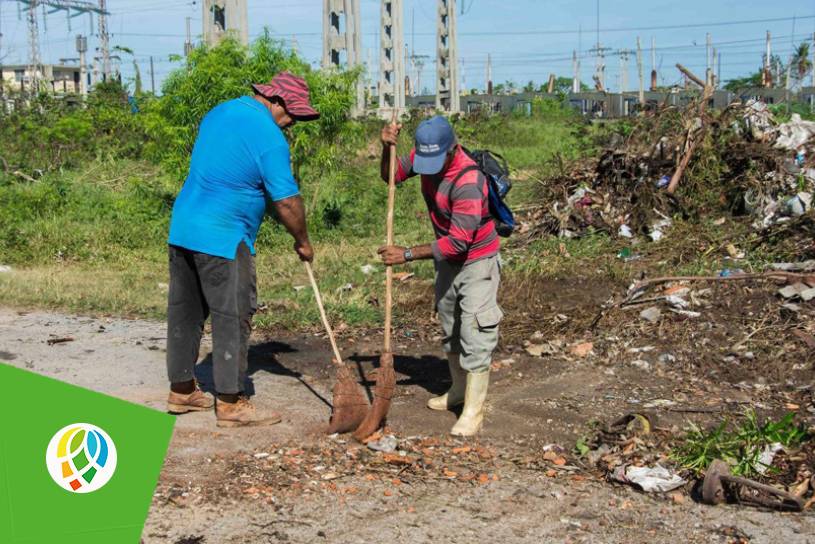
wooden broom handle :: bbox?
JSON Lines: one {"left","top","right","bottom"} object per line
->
{"left": 304, "top": 261, "right": 344, "bottom": 366}
{"left": 384, "top": 113, "right": 398, "bottom": 353}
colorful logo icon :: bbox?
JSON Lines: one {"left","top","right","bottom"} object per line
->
{"left": 45, "top": 423, "right": 118, "bottom": 493}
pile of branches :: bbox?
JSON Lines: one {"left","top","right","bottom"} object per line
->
{"left": 520, "top": 95, "right": 807, "bottom": 243}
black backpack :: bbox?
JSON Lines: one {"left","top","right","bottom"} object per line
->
{"left": 456, "top": 147, "right": 515, "bottom": 237}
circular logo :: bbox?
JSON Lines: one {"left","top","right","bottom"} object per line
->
{"left": 45, "top": 423, "right": 117, "bottom": 493}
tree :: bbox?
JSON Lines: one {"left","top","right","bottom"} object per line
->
{"left": 724, "top": 69, "right": 763, "bottom": 92}
{"left": 113, "top": 45, "right": 142, "bottom": 95}
{"left": 538, "top": 76, "right": 589, "bottom": 94}
{"left": 790, "top": 42, "right": 812, "bottom": 86}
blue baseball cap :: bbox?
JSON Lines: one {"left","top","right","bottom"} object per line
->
{"left": 413, "top": 116, "right": 456, "bottom": 175}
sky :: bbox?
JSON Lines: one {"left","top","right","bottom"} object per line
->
{"left": 0, "top": 0, "right": 813, "bottom": 94}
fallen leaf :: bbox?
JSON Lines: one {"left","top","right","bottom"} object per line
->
{"left": 443, "top": 469, "right": 458, "bottom": 478}
{"left": 383, "top": 453, "right": 416, "bottom": 465}
{"left": 391, "top": 478, "right": 403, "bottom": 486}
{"left": 383, "top": 489, "right": 393, "bottom": 497}
{"left": 670, "top": 492, "right": 685, "bottom": 504}
{"left": 553, "top": 456, "right": 567, "bottom": 466}
{"left": 545, "top": 469, "right": 557, "bottom": 478}
{"left": 362, "top": 431, "right": 383, "bottom": 444}
{"left": 543, "top": 451, "right": 560, "bottom": 462}
{"left": 478, "top": 473, "right": 490, "bottom": 484}
{"left": 786, "top": 403, "right": 800, "bottom": 410}
{"left": 452, "top": 446, "right": 471, "bottom": 455}
{"left": 393, "top": 272, "right": 415, "bottom": 282}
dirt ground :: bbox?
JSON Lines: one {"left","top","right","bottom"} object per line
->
{"left": 1, "top": 277, "right": 814, "bottom": 543}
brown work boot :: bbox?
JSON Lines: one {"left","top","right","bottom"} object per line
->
{"left": 215, "top": 396, "right": 282, "bottom": 428}
{"left": 167, "top": 387, "right": 214, "bottom": 414}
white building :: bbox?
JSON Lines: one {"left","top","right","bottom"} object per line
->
{"left": 0, "top": 64, "right": 84, "bottom": 94}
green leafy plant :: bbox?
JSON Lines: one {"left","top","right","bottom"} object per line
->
{"left": 671, "top": 410, "right": 810, "bottom": 477}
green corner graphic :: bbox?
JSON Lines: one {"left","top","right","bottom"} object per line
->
{"left": 0, "top": 363, "right": 174, "bottom": 543}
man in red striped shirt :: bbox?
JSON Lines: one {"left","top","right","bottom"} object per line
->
{"left": 378, "top": 116, "right": 503, "bottom": 436}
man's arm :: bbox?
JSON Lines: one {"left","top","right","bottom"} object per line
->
{"left": 377, "top": 243, "right": 433, "bottom": 265}
{"left": 378, "top": 172, "right": 486, "bottom": 266}
{"left": 273, "top": 195, "right": 313, "bottom": 262}
{"left": 259, "top": 143, "right": 313, "bottom": 262}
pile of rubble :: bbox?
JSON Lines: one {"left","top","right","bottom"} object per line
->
{"left": 519, "top": 100, "right": 815, "bottom": 246}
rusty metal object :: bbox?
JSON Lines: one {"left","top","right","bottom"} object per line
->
{"left": 702, "top": 459, "right": 805, "bottom": 511}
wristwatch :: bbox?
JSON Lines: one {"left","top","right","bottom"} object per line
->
{"left": 403, "top": 248, "right": 414, "bottom": 262}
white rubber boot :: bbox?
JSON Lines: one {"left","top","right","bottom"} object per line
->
{"left": 427, "top": 354, "right": 467, "bottom": 411}
{"left": 450, "top": 370, "right": 490, "bottom": 436}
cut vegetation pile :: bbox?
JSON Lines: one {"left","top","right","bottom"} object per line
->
{"left": 520, "top": 98, "right": 815, "bottom": 264}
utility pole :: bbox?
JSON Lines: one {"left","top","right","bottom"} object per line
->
{"left": 705, "top": 33, "right": 712, "bottom": 88}
{"left": 184, "top": 16, "right": 193, "bottom": 57}
{"left": 486, "top": 53, "right": 492, "bottom": 94}
{"left": 76, "top": 34, "right": 87, "bottom": 96}
{"left": 98, "top": 0, "right": 110, "bottom": 81}
{"left": 436, "top": 0, "right": 459, "bottom": 113}
{"left": 572, "top": 50, "right": 580, "bottom": 93}
{"left": 18, "top": 1, "right": 106, "bottom": 93}
{"left": 718, "top": 51, "right": 722, "bottom": 91}
{"left": 650, "top": 36, "right": 657, "bottom": 90}
{"left": 710, "top": 47, "right": 719, "bottom": 90}
{"left": 636, "top": 37, "right": 644, "bottom": 105}
{"left": 26, "top": 0, "right": 41, "bottom": 93}
{"left": 379, "top": 0, "right": 405, "bottom": 118}
{"left": 619, "top": 50, "right": 629, "bottom": 92}
{"left": 149, "top": 55, "right": 155, "bottom": 94}
{"left": 764, "top": 30, "right": 772, "bottom": 88}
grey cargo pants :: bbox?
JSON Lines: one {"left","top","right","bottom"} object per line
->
{"left": 165, "top": 242, "right": 257, "bottom": 394}
{"left": 434, "top": 255, "right": 503, "bottom": 373}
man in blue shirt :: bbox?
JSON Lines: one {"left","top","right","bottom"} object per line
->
{"left": 165, "top": 72, "right": 318, "bottom": 427}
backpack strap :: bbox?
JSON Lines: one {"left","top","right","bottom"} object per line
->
{"left": 451, "top": 164, "right": 480, "bottom": 184}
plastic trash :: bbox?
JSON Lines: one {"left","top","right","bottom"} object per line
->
{"left": 775, "top": 114, "right": 815, "bottom": 151}
{"left": 754, "top": 443, "right": 783, "bottom": 475}
{"left": 796, "top": 149, "right": 806, "bottom": 167}
{"left": 718, "top": 268, "right": 745, "bottom": 278}
{"left": 612, "top": 464, "right": 686, "bottom": 493}
{"left": 640, "top": 307, "right": 661, "bottom": 323}
{"left": 656, "top": 175, "right": 670, "bottom": 189}
{"left": 785, "top": 192, "right": 812, "bottom": 217}
{"left": 618, "top": 224, "right": 633, "bottom": 238}
{"left": 367, "top": 434, "right": 398, "bottom": 453}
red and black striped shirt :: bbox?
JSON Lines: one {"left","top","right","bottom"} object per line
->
{"left": 396, "top": 146, "right": 500, "bottom": 264}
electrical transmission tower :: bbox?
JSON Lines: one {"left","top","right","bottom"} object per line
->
{"left": 436, "top": 0, "right": 459, "bottom": 113}
{"left": 322, "top": 0, "right": 364, "bottom": 115}
{"left": 16, "top": 0, "right": 107, "bottom": 93}
{"left": 379, "top": 0, "right": 404, "bottom": 117}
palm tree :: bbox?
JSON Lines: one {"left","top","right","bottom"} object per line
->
{"left": 791, "top": 42, "right": 812, "bottom": 82}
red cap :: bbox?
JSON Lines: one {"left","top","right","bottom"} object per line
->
{"left": 252, "top": 71, "right": 320, "bottom": 121}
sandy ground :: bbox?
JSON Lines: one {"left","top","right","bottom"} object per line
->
{"left": 1, "top": 307, "right": 813, "bottom": 544}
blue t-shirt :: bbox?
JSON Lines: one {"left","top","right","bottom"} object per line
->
{"left": 168, "top": 96, "right": 299, "bottom": 259}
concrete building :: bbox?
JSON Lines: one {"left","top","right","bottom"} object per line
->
{"left": 0, "top": 64, "right": 83, "bottom": 95}
{"left": 203, "top": 0, "right": 249, "bottom": 46}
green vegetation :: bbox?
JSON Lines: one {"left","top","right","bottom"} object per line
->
{"left": 0, "top": 35, "right": 595, "bottom": 327}
{"left": 0, "top": 34, "right": 811, "bottom": 329}
{"left": 671, "top": 410, "right": 810, "bottom": 477}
